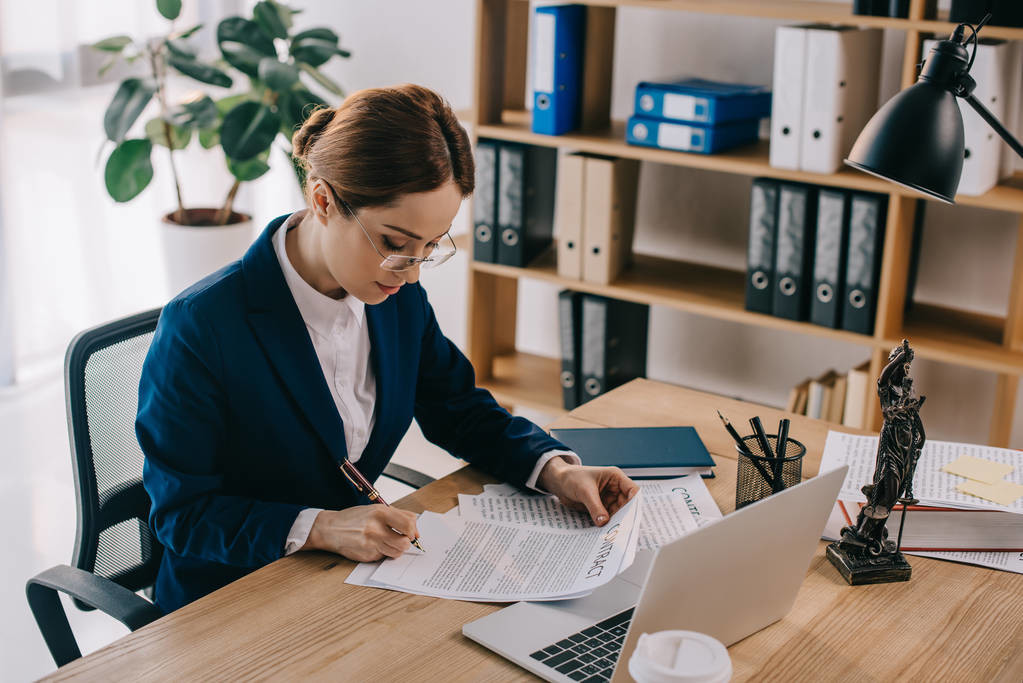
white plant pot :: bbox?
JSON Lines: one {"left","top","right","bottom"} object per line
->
{"left": 160, "top": 209, "right": 257, "bottom": 297}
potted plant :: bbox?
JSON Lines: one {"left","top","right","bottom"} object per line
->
{"left": 93, "top": 0, "right": 349, "bottom": 292}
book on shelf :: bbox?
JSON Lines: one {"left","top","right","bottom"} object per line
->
{"left": 842, "top": 360, "right": 872, "bottom": 429}
{"left": 806, "top": 369, "right": 838, "bottom": 420}
{"left": 549, "top": 426, "right": 715, "bottom": 479}
{"left": 828, "top": 372, "right": 848, "bottom": 424}
{"left": 785, "top": 361, "right": 870, "bottom": 426}
{"left": 826, "top": 499, "right": 1023, "bottom": 552}
{"left": 787, "top": 377, "right": 811, "bottom": 415}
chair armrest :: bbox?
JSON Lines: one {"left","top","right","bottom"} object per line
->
{"left": 382, "top": 463, "right": 435, "bottom": 490}
{"left": 26, "top": 564, "right": 163, "bottom": 667}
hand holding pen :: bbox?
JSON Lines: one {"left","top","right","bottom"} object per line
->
{"left": 340, "top": 459, "right": 425, "bottom": 552}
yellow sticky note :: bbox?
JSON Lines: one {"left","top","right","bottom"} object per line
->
{"left": 957, "top": 479, "right": 1023, "bottom": 506}
{"left": 942, "top": 455, "right": 1015, "bottom": 485}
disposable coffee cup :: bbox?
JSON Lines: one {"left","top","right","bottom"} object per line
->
{"left": 627, "top": 630, "right": 731, "bottom": 683}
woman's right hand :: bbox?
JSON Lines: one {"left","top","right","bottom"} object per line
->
{"left": 301, "top": 505, "right": 420, "bottom": 562}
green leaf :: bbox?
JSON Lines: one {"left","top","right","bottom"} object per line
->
{"left": 167, "top": 53, "right": 233, "bottom": 87}
{"left": 92, "top": 35, "right": 132, "bottom": 53}
{"left": 279, "top": 87, "right": 327, "bottom": 137}
{"left": 217, "top": 17, "right": 277, "bottom": 77}
{"left": 291, "top": 27, "right": 339, "bottom": 43}
{"left": 215, "top": 93, "right": 250, "bottom": 116}
{"left": 253, "top": 1, "right": 289, "bottom": 40}
{"left": 198, "top": 126, "right": 220, "bottom": 149}
{"left": 164, "top": 37, "right": 197, "bottom": 60}
{"left": 156, "top": 0, "right": 182, "bottom": 20}
{"left": 104, "top": 139, "right": 154, "bottom": 202}
{"left": 298, "top": 62, "right": 344, "bottom": 97}
{"left": 227, "top": 150, "right": 271, "bottom": 181}
{"left": 103, "top": 78, "right": 156, "bottom": 142}
{"left": 98, "top": 56, "right": 119, "bottom": 77}
{"left": 258, "top": 58, "right": 299, "bottom": 91}
{"left": 221, "top": 101, "right": 281, "bottom": 161}
{"left": 289, "top": 28, "right": 345, "bottom": 67}
{"left": 172, "top": 95, "right": 219, "bottom": 129}
{"left": 145, "top": 117, "right": 192, "bottom": 150}
{"left": 172, "top": 24, "right": 203, "bottom": 40}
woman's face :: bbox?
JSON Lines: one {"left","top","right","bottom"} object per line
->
{"left": 315, "top": 180, "right": 463, "bottom": 305}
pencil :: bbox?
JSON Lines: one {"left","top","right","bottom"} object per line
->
{"left": 718, "top": 411, "right": 776, "bottom": 491}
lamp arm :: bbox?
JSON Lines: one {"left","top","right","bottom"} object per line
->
{"left": 963, "top": 94, "right": 1023, "bottom": 159}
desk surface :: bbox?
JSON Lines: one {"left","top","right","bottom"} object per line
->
{"left": 47, "top": 379, "right": 1023, "bottom": 681}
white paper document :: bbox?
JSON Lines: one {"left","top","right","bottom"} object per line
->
{"left": 459, "top": 474, "right": 721, "bottom": 551}
{"left": 820, "top": 431, "right": 1023, "bottom": 513}
{"left": 347, "top": 493, "right": 643, "bottom": 602}
{"left": 906, "top": 549, "right": 1023, "bottom": 575}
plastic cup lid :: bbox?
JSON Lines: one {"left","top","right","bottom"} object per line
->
{"left": 627, "top": 630, "right": 732, "bottom": 683}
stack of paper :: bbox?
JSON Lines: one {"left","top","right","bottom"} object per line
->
{"left": 346, "top": 474, "right": 722, "bottom": 601}
{"left": 820, "top": 431, "right": 1023, "bottom": 574}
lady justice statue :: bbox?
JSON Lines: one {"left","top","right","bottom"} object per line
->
{"left": 827, "top": 340, "right": 926, "bottom": 585}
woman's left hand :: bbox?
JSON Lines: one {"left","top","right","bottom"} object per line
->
{"left": 537, "top": 457, "right": 639, "bottom": 526}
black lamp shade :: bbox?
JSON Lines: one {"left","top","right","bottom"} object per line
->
{"left": 845, "top": 80, "right": 965, "bottom": 204}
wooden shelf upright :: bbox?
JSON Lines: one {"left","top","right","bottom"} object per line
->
{"left": 466, "top": 0, "right": 1023, "bottom": 444}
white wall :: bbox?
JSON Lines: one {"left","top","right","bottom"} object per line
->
{"left": 296, "top": 0, "right": 1023, "bottom": 448}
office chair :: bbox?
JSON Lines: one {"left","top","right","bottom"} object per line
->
{"left": 26, "top": 308, "right": 434, "bottom": 668}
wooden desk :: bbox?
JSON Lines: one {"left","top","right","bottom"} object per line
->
{"left": 47, "top": 379, "right": 1023, "bottom": 681}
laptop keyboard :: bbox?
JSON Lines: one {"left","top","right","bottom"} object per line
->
{"left": 527, "top": 607, "right": 634, "bottom": 682}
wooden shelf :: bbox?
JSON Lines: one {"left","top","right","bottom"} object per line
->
{"left": 887, "top": 303, "right": 1023, "bottom": 374}
{"left": 474, "top": 254, "right": 1023, "bottom": 376}
{"left": 477, "top": 112, "right": 1023, "bottom": 213}
{"left": 512, "top": 0, "right": 1023, "bottom": 40}
{"left": 469, "top": 0, "right": 1023, "bottom": 447}
{"left": 473, "top": 249, "right": 877, "bottom": 346}
{"left": 479, "top": 351, "right": 566, "bottom": 415}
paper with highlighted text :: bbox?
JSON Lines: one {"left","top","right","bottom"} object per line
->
{"left": 349, "top": 492, "right": 642, "bottom": 602}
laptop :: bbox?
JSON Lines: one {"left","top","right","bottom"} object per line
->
{"left": 463, "top": 466, "right": 848, "bottom": 683}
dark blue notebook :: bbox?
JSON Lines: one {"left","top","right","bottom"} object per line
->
{"left": 549, "top": 426, "right": 715, "bottom": 479}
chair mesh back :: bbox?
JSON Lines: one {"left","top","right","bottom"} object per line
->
{"left": 84, "top": 333, "right": 156, "bottom": 577}
{"left": 84, "top": 334, "right": 153, "bottom": 500}
{"left": 67, "top": 310, "right": 163, "bottom": 607}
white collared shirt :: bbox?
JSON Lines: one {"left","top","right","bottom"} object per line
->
{"left": 274, "top": 213, "right": 376, "bottom": 464}
{"left": 274, "top": 213, "right": 579, "bottom": 554}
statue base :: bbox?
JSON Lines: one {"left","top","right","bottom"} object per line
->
{"left": 826, "top": 542, "right": 912, "bottom": 585}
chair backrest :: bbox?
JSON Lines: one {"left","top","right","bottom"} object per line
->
{"left": 64, "top": 308, "right": 163, "bottom": 610}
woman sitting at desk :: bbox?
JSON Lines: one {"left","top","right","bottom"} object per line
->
{"left": 136, "top": 84, "right": 638, "bottom": 613}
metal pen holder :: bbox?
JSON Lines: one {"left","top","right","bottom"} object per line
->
{"left": 735, "top": 435, "right": 806, "bottom": 509}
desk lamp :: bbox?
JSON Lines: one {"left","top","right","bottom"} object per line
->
{"left": 845, "top": 13, "right": 1023, "bottom": 203}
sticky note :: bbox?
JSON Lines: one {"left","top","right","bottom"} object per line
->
{"left": 942, "top": 455, "right": 1015, "bottom": 485}
{"left": 957, "top": 479, "right": 1023, "bottom": 506}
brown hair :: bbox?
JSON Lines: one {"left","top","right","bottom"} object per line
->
{"left": 292, "top": 84, "right": 474, "bottom": 215}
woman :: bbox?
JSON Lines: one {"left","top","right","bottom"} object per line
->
{"left": 137, "top": 84, "right": 638, "bottom": 614}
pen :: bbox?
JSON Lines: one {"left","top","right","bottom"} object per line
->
{"left": 749, "top": 415, "right": 774, "bottom": 460}
{"left": 775, "top": 418, "right": 790, "bottom": 488}
{"left": 718, "top": 411, "right": 777, "bottom": 491}
{"left": 339, "top": 460, "right": 425, "bottom": 552}
{"left": 750, "top": 415, "right": 783, "bottom": 492}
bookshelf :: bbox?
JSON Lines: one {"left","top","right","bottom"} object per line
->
{"left": 466, "top": 0, "right": 1023, "bottom": 446}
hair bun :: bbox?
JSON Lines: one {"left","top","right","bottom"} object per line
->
{"left": 292, "top": 106, "right": 337, "bottom": 159}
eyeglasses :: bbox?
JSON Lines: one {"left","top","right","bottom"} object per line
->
{"left": 321, "top": 182, "right": 457, "bottom": 272}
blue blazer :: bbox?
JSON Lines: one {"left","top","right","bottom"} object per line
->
{"left": 137, "top": 214, "right": 566, "bottom": 613}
